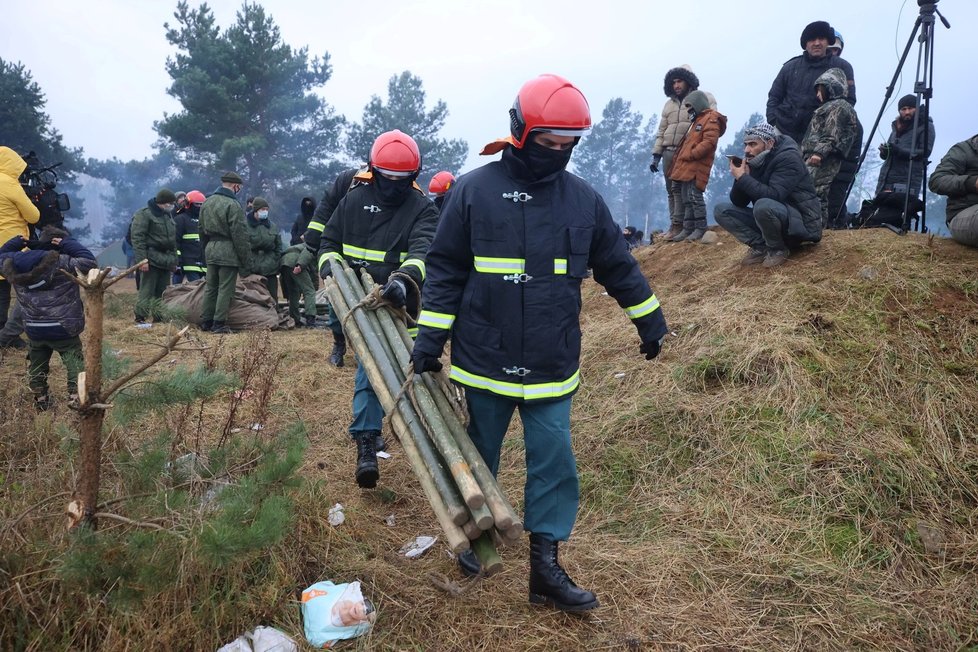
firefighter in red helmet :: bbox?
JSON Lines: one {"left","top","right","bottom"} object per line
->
{"left": 427, "top": 170, "right": 455, "bottom": 210}
{"left": 317, "top": 129, "right": 438, "bottom": 488}
{"left": 411, "top": 75, "right": 668, "bottom": 612}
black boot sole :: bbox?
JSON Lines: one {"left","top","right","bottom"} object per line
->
{"left": 529, "top": 592, "right": 599, "bottom": 612}
{"left": 355, "top": 466, "right": 379, "bottom": 489}
{"left": 458, "top": 550, "right": 482, "bottom": 578}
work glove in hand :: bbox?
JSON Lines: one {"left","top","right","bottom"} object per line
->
{"left": 640, "top": 337, "right": 663, "bottom": 360}
{"left": 381, "top": 278, "right": 407, "bottom": 308}
{"left": 649, "top": 154, "right": 662, "bottom": 173}
{"left": 320, "top": 264, "right": 332, "bottom": 280}
{"left": 411, "top": 348, "right": 443, "bottom": 374}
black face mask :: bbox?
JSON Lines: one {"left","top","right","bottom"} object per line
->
{"left": 373, "top": 173, "right": 415, "bottom": 206}
{"left": 514, "top": 140, "right": 574, "bottom": 180}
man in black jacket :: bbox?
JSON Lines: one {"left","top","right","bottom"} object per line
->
{"left": 877, "top": 95, "right": 936, "bottom": 201}
{"left": 411, "top": 74, "right": 667, "bottom": 613}
{"left": 767, "top": 20, "right": 856, "bottom": 145}
{"left": 714, "top": 123, "right": 822, "bottom": 268}
{"left": 318, "top": 130, "right": 438, "bottom": 489}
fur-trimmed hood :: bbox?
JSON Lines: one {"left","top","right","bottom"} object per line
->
{"left": 1, "top": 249, "right": 60, "bottom": 287}
{"left": 663, "top": 65, "right": 700, "bottom": 98}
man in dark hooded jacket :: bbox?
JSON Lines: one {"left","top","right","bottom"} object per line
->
{"left": 767, "top": 20, "right": 856, "bottom": 144}
{"left": 0, "top": 227, "right": 96, "bottom": 410}
{"left": 290, "top": 197, "right": 317, "bottom": 246}
{"left": 715, "top": 123, "right": 822, "bottom": 268}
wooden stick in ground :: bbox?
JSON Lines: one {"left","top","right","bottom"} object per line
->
{"left": 324, "top": 276, "right": 469, "bottom": 526}
{"left": 471, "top": 531, "right": 504, "bottom": 575}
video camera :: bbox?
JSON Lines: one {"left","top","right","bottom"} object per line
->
{"left": 19, "top": 151, "right": 70, "bottom": 232}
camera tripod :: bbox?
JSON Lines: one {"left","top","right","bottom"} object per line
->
{"left": 841, "top": 0, "right": 950, "bottom": 234}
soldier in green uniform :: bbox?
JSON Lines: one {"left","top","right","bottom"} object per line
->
{"left": 279, "top": 243, "right": 318, "bottom": 328}
{"left": 130, "top": 188, "right": 179, "bottom": 326}
{"left": 800, "top": 68, "right": 858, "bottom": 227}
{"left": 199, "top": 172, "right": 250, "bottom": 334}
{"left": 244, "top": 197, "right": 283, "bottom": 302}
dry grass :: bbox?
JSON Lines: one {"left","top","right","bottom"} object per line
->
{"left": 2, "top": 230, "right": 978, "bottom": 650}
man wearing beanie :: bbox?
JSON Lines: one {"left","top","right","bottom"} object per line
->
{"left": 876, "top": 94, "right": 935, "bottom": 201}
{"left": 714, "top": 123, "right": 822, "bottom": 268}
{"left": 650, "top": 65, "right": 717, "bottom": 241}
{"left": 130, "top": 188, "right": 179, "bottom": 326}
{"left": 767, "top": 20, "right": 856, "bottom": 145}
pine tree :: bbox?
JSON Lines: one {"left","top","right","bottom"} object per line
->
{"left": 345, "top": 71, "right": 468, "bottom": 189}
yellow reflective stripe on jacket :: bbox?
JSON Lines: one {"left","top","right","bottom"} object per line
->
{"left": 342, "top": 243, "right": 388, "bottom": 262}
{"left": 181, "top": 233, "right": 200, "bottom": 240}
{"left": 183, "top": 265, "right": 206, "bottom": 273}
{"left": 307, "top": 220, "right": 325, "bottom": 233}
{"left": 401, "top": 258, "right": 426, "bottom": 280}
{"left": 625, "top": 294, "right": 661, "bottom": 319}
{"left": 554, "top": 258, "right": 567, "bottom": 275}
{"left": 474, "top": 256, "right": 524, "bottom": 274}
{"left": 449, "top": 365, "right": 580, "bottom": 400}
{"left": 417, "top": 310, "right": 455, "bottom": 330}
{"left": 319, "top": 251, "right": 343, "bottom": 271}
{"left": 406, "top": 327, "right": 418, "bottom": 339}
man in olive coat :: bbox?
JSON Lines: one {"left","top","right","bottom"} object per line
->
{"left": 199, "top": 172, "right": 250, "bottom": 333}
{"left": 131, "top": 188, "right": 179, "bottom": 326}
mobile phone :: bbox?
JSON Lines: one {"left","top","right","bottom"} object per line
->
{"left": 726, "top": 154, "right": 744, "bottom": 166}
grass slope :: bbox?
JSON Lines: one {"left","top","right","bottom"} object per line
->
{"left": 1, "top": 229, "right": 977, "bottom": 650}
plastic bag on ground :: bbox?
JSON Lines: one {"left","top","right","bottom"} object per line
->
{"left": 216, "top": 625, "right": 298, "bottom": 652}
{"left": 301, "top": 581, "right": 375, "bottom": 648}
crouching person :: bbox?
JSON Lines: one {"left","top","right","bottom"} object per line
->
{"left": 0, "top": 227, "right": 97, "bottom": 410}
{"left": 280, "top": 243, "right": 318, "bottom": 328}
{"left": 714, "top": 123, "right": 822, "bottom": 268}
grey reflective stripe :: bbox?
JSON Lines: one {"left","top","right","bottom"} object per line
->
{"left": 25, "top": 321, "right": 61, "bottom": 327}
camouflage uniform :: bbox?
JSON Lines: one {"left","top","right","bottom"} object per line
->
{"left": 800, "top": 68, "right": 858, "bottom": 226}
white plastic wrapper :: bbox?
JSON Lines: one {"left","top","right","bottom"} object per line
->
{"left": 301, "top": 581, "right": 375, "bottom": 648}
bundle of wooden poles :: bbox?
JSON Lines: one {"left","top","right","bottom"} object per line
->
{"left": 323, "top": 258, "right": 522, "bottom": 573}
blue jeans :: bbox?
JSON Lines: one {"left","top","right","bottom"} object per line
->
{"left": 349, "top": 361, "right": 384, "bottom": 437}
{"left": 466, "top": 391, "right": 577, "bottom": 541}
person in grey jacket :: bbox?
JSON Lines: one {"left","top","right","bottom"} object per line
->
{"left": 714, "top": 123, "right": 822, "bottom": 268}
{"left": 876, "top": 95, "right": 936, "bottom": 201}
{"left": 929, "top": 134, "right": 978, "bottom": 248}
{"left": 0, "top": 227, "right": 96, "bottom": 410}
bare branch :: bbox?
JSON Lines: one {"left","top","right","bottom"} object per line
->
{"left": 102, "top": 326, "right": 191, "bottom": 400}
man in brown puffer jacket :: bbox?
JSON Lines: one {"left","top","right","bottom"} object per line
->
{"left": 667, "top": 91, "right": 727, "bottom": 241}
{"left": 650, "top": 66, "right": 717, "bottom": 241}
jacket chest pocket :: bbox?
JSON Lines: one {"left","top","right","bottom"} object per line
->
{"left": 472, "top": 217, "right": 509, "bottom": 243}
{"left": 566, "top": 226, "right": 592, "bottom": 278}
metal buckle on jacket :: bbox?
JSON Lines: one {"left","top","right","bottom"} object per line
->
{"left": 350, "top": 259, "right": 370, "bottom": 267}
{"left": 502, "top": 191, "right": 533, "bottom": 202}
{"left": 363, "top": 204, "right": 382, "bottom": 213}
{"left": 503, "top": 366, "right": 532, "bottom": 377}
{"left": 502, "top": 273, "right": 533, "bottom": 284}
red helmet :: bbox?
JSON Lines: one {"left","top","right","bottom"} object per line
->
{"left": 509, "top": 74, "right": 591, "bottom": 149}
{"left": 186, "top": 190, "right": 206, "bottom": 204}
{"left": 369, "top": 129, "right": 421, "bottom": 177}
{"left": 428, "top": 171, "right": 455, "bottom": 195}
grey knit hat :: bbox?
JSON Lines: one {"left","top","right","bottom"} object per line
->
{"left": 744, "top": 123, "right": 778, "bottom": 143}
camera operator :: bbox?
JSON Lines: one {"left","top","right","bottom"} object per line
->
{"left": 0, "top": 146, "right": 40, "bottom": 348}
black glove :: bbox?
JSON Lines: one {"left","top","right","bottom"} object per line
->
{"left": 411, "top": 348, "right": 443, "bottom": 374}
{"left": 320, "top": 263, "right": 332, "bottom": 280}
{"left": 381, "top": 278, "right": 406, "bottom": 308}
{"left": 640, "top": 337, "right": 663, "bottom": 360}
{"left": 649, "top": 154, "right": 662, "bottom": 173}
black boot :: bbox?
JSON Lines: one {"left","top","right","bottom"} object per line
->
{"left": 211, "top": 321, "right": 232, "bottom": 334}
{"left": 305, "top": 314, "right": 317, "bottom": 329}
{"left": 528, "top": 534, "right": 599, "bottom": 612}
{"left": 328, "top": 332, "right": 346, "bottom": 367}
{"left": 353, "top": 431, "right": 379, "bottom": 488}
{"left": 457, "top": 549, "right": 482, "bottom": 577}
{"left": 199, "top": 319, "right": 214, "bottom": 331}
{"left": 373, "top": 431, "right": 386, "bottom": 453}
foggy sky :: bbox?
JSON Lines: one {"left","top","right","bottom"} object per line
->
{"left": 4, "top": 0, "right": 974, "bottom": 176}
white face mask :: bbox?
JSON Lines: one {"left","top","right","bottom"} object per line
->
{"left": 257, "top": 210, "right": 269, "bottom": 220}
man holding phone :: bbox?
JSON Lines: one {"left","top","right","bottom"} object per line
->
{"left": 713, "top": 123, "right": 822, "bottom": 268}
